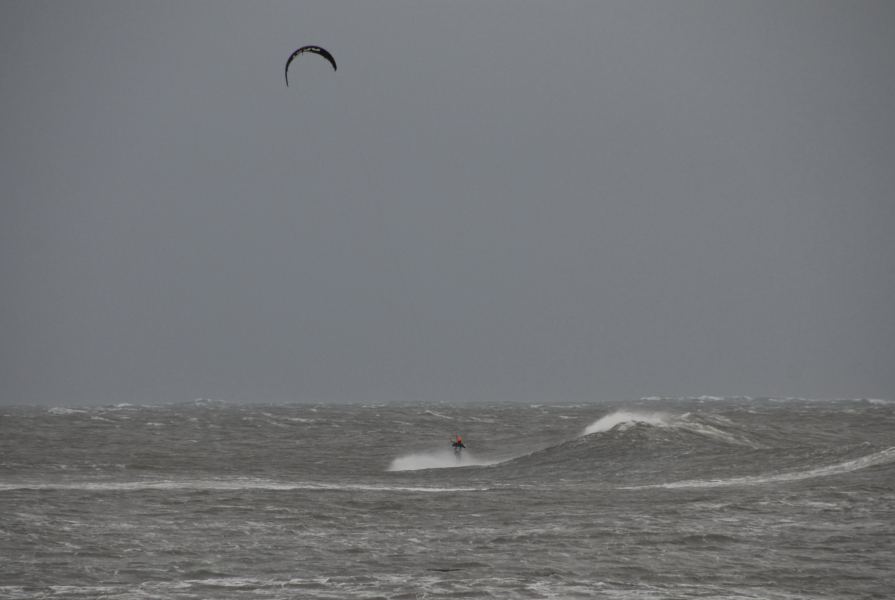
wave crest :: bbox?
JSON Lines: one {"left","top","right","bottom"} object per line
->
{"left": 582, "top": 410, "right": 762, "bottom": 448}
{"left": 582, "top": 411, "right": 673, "bottom": 435}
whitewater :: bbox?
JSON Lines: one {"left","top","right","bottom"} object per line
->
{"left": 1, "top": 397, "right": 893, "bottom": 598}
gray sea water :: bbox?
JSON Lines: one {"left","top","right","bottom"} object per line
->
{"left": 1, "top": 397, "right": 893, "bottom": 599}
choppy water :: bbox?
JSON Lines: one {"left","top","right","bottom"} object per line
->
{"left": 1, "top": 397, "right": 893, "bottom": 599}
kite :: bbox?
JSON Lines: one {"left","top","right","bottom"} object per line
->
{"left": 285, "top": 46, "right": 337, "bottom": 86}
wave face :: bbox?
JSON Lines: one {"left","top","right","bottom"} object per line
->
{"left": 2, "top": 397, "right": 894, "bottom": 599}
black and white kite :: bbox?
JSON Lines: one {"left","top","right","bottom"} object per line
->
{"left": 285, "top": 46, "right": 337, "bottom": 86}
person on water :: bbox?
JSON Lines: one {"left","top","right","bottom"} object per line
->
{"left": 451, "top": 435, "right": 466, "bottom": 453}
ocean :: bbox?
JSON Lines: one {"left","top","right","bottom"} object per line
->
{"left": 1, "top": 397, "right": 893, "bottom": 599}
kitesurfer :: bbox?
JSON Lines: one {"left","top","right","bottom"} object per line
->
{"left": 451, "top": 435, "right": 466, "bottom": 458}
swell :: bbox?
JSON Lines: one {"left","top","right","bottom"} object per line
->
{"left": 623, "top": 446, "right": 895, "bottom": 489}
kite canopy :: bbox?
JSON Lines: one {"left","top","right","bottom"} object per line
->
{"left": 285, "top": 46, "right": 337, "bottom": 86}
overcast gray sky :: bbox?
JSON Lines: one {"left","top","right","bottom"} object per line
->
{"left": 2, "top": 1, "right": 893, "bottom": 405}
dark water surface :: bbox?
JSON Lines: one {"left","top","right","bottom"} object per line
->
{"left": 2, "top": 398, "right": 893, "bottom": 598}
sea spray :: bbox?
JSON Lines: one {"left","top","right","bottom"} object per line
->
{"left": 387, "top": 449, "right": 500, "bottom": 471}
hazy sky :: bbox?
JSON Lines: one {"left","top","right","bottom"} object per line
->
{"left": 2, "top": 1, "right": 893, "bottom": 405}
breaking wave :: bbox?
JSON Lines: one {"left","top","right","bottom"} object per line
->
{"left": 581, "top": 410, "right": 761, "bottom": 447}
{"left": 582, "top": 410, "right": 672, "bottom": 434}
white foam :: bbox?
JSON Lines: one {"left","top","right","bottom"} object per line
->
{"left": 626, "top": 446, "right": 895, "bottom": 489}
{"left": 387, "top": 449, "right": 501, "bottom": 471}
{"left": 639, "top": 395, "right": 756, "bottom": 402}
{"left": 422, "top": 410, "right": 453, "bottom": 419}
{"left": 0, "top": 478, "right": 484, "bottom": 493}
{"left": 47, "top": 407, "right": 86, "bottom": 415}
{"left": 48, "top": 586, "right": 118, "bottom": 595}
{"left": 186, "top": 578, "right": 263, "bottom": 588}
{"left": 260, "top": 412, "right": 315, "bottom": 423}
{"left": 582, "top": 411, "right": 673, "bottom": 435}
{"left": 582, "top": 410, "right": 760, "bottom": 447}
